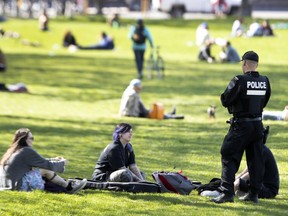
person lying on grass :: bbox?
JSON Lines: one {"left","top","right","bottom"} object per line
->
{"left": 0, "top": 128, "right": 87, "bottom": 193}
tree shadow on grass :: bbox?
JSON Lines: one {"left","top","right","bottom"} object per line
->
{"left": 3, "top": 52, "right": 287, "bottom": 104}
{"left": 6, "top": 53, "right": 133, "bottom": 86}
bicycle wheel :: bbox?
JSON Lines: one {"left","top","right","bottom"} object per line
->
{"left": 156, "top": 57, "right": 165, "bottom": 79}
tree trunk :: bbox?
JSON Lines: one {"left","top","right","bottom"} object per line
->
{"left": 97, "top": 0, "right": 104, "bottom": 15}
{"left": 240, "top": 0, "right": 253, "bottom": 17}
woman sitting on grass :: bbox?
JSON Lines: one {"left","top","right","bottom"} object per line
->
{"left": 92, "top": 123, "right": 145, "bottom": 182}
{"left": 0, "top": 128, "right": 87, "bottom": 193}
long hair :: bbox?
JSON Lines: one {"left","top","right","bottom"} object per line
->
{"left": 0, "top": 128, "right": 31, "bottom": 165}
{"left": 112, "top": 123, "right": 132, "bottom": 141}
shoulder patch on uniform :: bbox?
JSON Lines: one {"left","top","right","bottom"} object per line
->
{"left": 227, "top": 77, "right": 238, "bottom": 89}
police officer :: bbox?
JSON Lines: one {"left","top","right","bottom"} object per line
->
{"left": 212, "top": 51, "right": 271, "bottom": 204}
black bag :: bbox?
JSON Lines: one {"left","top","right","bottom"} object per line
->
{"left": 71, "top": 178, "right": 161, "bottom": 193}
{"left": 196, "top": 178, "right": 221, "bottom": 195}
{"left": 132, "top": 28, "right": 146, "bottom": 44}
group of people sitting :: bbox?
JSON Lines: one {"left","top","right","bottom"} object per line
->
{"left": 63, "top": 31, "right": 115, "bottom": 51}
{"left": 196, "top": 22, "right": 240, "bottom": 63}
{"left": 232, "top": 18, "right": 274, "bottom": 38}
{"left": 0, "top": 122, "right": 279, "bottom": 201}
{"left": 0, "top": 76, "right": 186, "bottom": 193}
{"left": 0, "top": 124, "right": 144, "bottom": 193}
{"left": 195, "top": 18, "right": 274, "bottom": 64}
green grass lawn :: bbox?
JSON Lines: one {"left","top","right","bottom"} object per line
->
{"left": 0, "top": 16, "right": 288, "bottom": 215}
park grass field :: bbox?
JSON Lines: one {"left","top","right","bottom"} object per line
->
{"left": 0, "top": 15, "right": 288, "bottom": 215}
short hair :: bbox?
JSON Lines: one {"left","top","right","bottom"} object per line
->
{"left": 112, "top": 123, "right": 132, "bottom": 141}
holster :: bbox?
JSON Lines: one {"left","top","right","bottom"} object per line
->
{"left": 226, "top": 117, "right": 238, "bottom": 129}
{"left": 263, "top": 126, "right": 270, "bottom": 145}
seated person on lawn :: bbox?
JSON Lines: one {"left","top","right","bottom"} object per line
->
{"left": 92, "top": 123, "right": 145, "bottom": 182}
{"left": 0, "top": 128, "right": 87, "bottom": 193}
{"left": 119, "top": 79, "right": 184, "bottom": 119}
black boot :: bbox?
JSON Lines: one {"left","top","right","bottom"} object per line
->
{"left": 170, "top": 106, "right": 176, "bottom": 115}
{"left": 239, "top": 191, "right": 258, "bottom": 203}
{"left": 211, "top": 193, "right": 234, "bottom": 204}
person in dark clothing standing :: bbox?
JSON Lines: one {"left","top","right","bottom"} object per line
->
{"left": 212, "top": 51, "right": 271, "bottom": 204}
{"left": 234, "top": 144, "right": 279, "bottom": 199}
{"left": 129, "top": 19, "right": 153, "bottom": 79}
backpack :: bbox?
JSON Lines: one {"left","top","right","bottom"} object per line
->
{"left": 132, "top": 27, "right": 146, "bottom": 44}
{"left": 70, "top": 178, "right": 161, "bottom": 194}
{"left": 152, "top": 171, "right": 198, "bottom": 195}
{"left": 148, "top": 103, "right": 164, "bottom": 119}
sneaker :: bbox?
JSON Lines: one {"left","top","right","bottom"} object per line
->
{"left": 67, "top": 179, "right": 87, "bottom": 194}
{"left": 235, "top": 190, "right": 246, "bottom": 197}
{"left": 170, "top": 114, "right": 185, "bottom": 119}
{"left": 201, "top": 190, "right": 221, "bottom": 197}
{"left": 211, "top": 193, "right": 234, "bottom": 203}
{"left": 239, "top": 191, "right": 258, "bottom": 203}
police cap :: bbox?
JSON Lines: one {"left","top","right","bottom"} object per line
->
{"left": 241, "top": 51, "right": 259, "bottom": 62}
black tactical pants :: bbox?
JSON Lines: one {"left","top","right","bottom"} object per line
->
{"left": 220, "top": 119, "right": 264, "bottom": 195}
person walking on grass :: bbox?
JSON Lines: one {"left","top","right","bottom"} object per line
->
{"left": 129, "top": 19, "right": 153, "bottom": 79}
{"left": 212, "top": 51, "right": 271, "bottom": 204}
{"left": 0, "top": 128, "right": 87, "bottom": 193}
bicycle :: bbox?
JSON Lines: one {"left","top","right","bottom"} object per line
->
{"left": 146, "top": 46, "right": 165, "bottom": 79}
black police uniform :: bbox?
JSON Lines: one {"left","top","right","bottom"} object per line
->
{"left": 219, "top": 71, "right": 271, "bottom": 196}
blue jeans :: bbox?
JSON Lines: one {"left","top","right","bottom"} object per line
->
{"left": 133, "top": 49, "right": 145, "bottom": 78}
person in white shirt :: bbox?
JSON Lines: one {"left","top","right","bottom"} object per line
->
{"left": 119, "top": 79, "right": 149, "bottom": 118}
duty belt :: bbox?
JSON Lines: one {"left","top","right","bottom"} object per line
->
{"left": 235, "top": 117, "right": 262, "bottom": 122}
{"left": 226, "top": 117, "right": 262, "bottom": 124}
